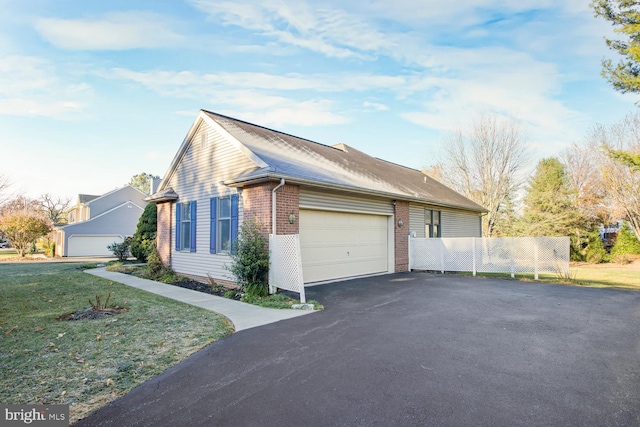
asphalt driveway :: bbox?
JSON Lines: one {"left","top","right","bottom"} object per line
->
{"left": 75, "top": 273, "right": 640, "bottom": 426}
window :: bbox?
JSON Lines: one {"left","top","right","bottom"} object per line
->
{"left": 175, "top": 201, "right": 196, "bottom": 252}
{"left": 425, "top": 209, "right": 441, "bottom": 238}
{"left": 210, "top": 194, "right": 238, "bottom": 254}
{"left": 218, "top": 197, "right": 231, "bottom": 252}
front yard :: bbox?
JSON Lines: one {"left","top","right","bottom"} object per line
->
{"left": 0, "top": 262, "right": 234, "bottom": 423}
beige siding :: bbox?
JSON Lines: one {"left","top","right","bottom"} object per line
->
{"left": 410, "top": 203, "right": 482, "bottom": 238}
{"left": 299, "top": 189, "right": 393, "bottom": 215}
{"left": 409, "top": 204, "right": 426, "bottom": 238}
{"left": 441, "top": 209, "right": 482, "bottom": 237}
{"left": 166, "top": 122, "right": 255, "bottom": 280}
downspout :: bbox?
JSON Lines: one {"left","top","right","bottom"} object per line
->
{"left": 272, "top": 178, "right": 285, "bottom": 235}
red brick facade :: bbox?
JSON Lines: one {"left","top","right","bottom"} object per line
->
{"left": 241, "top": 182, "right": 299, "bottom": 235}
{"left": 156, "top": 201, "right": 172, "bottom": 266}
{"left": 394, "top": 200, "right": 410, "bottom": 272}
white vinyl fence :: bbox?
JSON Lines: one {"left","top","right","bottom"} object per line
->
{"left": 409, "top": 237, "right": 570, "bottom": 279}
{"left": 269, "top": 234, "right": 306, "bottom": 303}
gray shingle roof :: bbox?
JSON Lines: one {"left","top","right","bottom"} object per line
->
{"left": 203, "top": 110, "right": 486, "bottom": 213}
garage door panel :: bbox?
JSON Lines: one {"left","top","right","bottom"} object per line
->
{"left": 300, "top": 210, "right": 388, "bottom": 283}
{"left": 68, "top": 235, "right": 123, "bottom": 257}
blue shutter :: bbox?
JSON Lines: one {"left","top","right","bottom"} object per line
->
{"left": 190, "top": 201, "right": 197, "bottom": 252}
{"left": 210, "top": 198, "right": 217, "bottom": 254}
{"left": 230, "top": 194, "right": 239, "bottom": 254}
{"left": 175, "top": 203, "right": 181, "bottom": 251}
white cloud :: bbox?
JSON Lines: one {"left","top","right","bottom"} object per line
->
{"left": 35, "top": 12, "right": 184, "bottom": 50}
{"left": 0, "top": 55, "right": 90, "bottom": 117}
{"left": 362, "top": 101, "right": 389, "bottom": 111}
{"left": 231, "top": 100, "right": 349, "bottom": 127}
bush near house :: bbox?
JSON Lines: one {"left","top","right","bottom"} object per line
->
{"left": 228, "top": 218, "right": 269, "bottom": 297}
{"left": 131, "top": 203, "right": 157, "bottom": 262}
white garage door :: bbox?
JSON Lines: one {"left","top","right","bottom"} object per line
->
{"left": 68, "top": 235, "right": 123, "bottom": 257}
{"left": 299, "top": 210, "right": 389, "bottom": 283}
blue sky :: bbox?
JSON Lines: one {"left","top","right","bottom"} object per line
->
{"left": 1, "top": 0, "right": 637, "bottom": 201}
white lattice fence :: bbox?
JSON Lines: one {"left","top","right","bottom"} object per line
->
{"left": 410, "top": 237, "right": 570, "bottom": 279}
{"left": 269, "top": 234, "right": 306, "bottom": 303}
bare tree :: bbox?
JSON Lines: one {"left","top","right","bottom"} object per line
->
{"left": 38, "top": 193, "right": 71, "bottom": 225}
{"left": 587, "top": 112, "right": 640, "bottom": 240}
{"left": 433, "top": 114, "right": 529, "bottom": 236}
{"left": 560, "top": 142, "right": 607, "bottom": 225}
{"left": 0, "top": 195, "right": 42, "bottom": 217}
{"left": 0, "top": 174, "right": 11, "bottom": 207}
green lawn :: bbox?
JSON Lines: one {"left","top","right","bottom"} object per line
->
{"left": 0, "top": 262, "right": 234, "bottom": 423}
{"left": 463, "top": 262, "right": 640, "bottom": 291}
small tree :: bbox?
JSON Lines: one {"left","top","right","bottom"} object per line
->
{"left": 0, "top": 213, "right": 51, "bottom": 256}
{"left": 228, "top": 218, "right": 269, "bottom": 296}
{"left": 611, "top": 221, "right": 640, "bottom": 259}
{"left": 131, "top": 203, "right": 157, "bottom": 262}
{"left": 128, "top": 172, "right": 160, "bottom": 195}
{"left": 585, "top": 231, "right": 609, "bottom": 264}
{"left": 107, "top": 237, "right": 132, "bottom": 262}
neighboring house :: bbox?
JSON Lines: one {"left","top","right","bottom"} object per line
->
{"left": 149, "top": 110, "right": 487, "bottom": 285}
{"left": 54, "top": 185, "right": 148, "bottom": 257}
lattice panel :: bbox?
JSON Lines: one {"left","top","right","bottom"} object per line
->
{"left": 269, "top": 234, "right": 306, "bottom": 302}
{"left": 410, "top": 237, "right": 570, "bottom": 278}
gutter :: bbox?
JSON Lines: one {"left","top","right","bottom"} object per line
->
{"left": 225, "top": 173, "right": 487, "bottom": 214}
{"left": 272, "top": 178, "right": 285, "bottom": 234}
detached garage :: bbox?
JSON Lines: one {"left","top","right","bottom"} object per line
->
{"left": 53, "top": 185, "right": 147, "bottom": 257}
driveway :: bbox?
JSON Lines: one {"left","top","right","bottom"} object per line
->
{"left": 75, "top": 273, "right": 640, "bottom": 426}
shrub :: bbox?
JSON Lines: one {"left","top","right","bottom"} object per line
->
{"left": 107, "top": 237, "right": 132, "bottom": 261}
{"left": 131, "top": 203, "right": 157, "bottom": 262}
{"left": 228, "top": 217, "right": 269, "bottom": 297}
{"left": 585, "top": 231, "right": 608, "bottom": 264}
{"left": 0, "top": 213, "right": 51, "bottom": 257}
{"left": 610, "top": 221, "right": 640, "bottom": 258}
{"left": 144, "top": 245, "right": 176, "bottom": 282}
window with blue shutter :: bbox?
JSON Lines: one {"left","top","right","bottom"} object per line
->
{"left": 210, "top": 194, "right": 239, "bottom": 254}
{"left": 176, "top": 201, "right": 197, "bottom": 251}
{"left": 230, "top": 194, "right": 239, "bottom": 254}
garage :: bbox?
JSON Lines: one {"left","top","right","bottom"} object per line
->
{"left": 299, "top": 209, "right": 390, "bottom": 283}
{"left": 67, "top": 235, "right": 123, "bottom": 257}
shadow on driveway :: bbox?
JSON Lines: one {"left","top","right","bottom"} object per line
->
{"left": 75, "top": 272, "right": 640, "bottom": 426}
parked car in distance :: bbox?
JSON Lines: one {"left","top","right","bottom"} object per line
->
{"left": 0, "top": 241, "right": 10, "bottom": 248}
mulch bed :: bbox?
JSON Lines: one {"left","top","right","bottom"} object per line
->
{"left": 169, "top": 277, "right": 242, "bottom": 300}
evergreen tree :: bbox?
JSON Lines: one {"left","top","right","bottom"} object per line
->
{"left": 521, "top": 158, "right": 581, "bottom": 237}
{"left": 611, "top": 221, "right": 640, "bottom": 258}
{"left": 131, "top": 203, "right": 157, "bottom": 262}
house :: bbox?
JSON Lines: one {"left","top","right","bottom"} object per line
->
{"left": 53, "top": 185, "right": 148, "bottom": 257}
{"left": 149, "top": 110, "right": 487, "bottom": 285}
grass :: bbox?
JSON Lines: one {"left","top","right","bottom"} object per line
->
{"left": 459, "top": 263, "right": 640, "bottom": 291}
{"left": 0, "top": 262, "right": 234, "bottom": 423}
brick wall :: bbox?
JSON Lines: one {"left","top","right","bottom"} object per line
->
{"left": 242, "top": 181, "right": 300, "bottom": 235}
{"left": 156, "top": 201, "right": 172, "bottom": 266}
{"left": 275, "top": 183, "right": 299, "bottom": 235}
{"left": 394, "top": 200, "right": 410, "bottom": 272}
{"left": 242, "top": 182, "right": 272, "bottom": 234}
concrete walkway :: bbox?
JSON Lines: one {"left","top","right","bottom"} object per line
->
{"left": 85, "top": 268, "right": 314, "bottom": 331}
